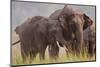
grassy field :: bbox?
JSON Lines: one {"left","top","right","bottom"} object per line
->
{"left": 11, "top": 31, "right": 95, "bottom": 65}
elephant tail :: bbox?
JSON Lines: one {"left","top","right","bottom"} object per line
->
{"left": 12, "top": 40, "right": 20, "bottom": 45}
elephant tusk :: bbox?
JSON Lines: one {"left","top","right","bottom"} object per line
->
{"left": 65, "top": 47, "right": 68, "bottom": 52}
{"left": 12, "top": 40, "right": 20, "bottom": 45}
{"left": 56, "top": 41, "right": 59, "bottom": 46}
{"left": 56, "top": 41, "right": 64, "bottom": 47}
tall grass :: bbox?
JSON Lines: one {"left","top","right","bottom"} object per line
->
{"left": 12, "top": 45, "right": 95, "bottom": 65}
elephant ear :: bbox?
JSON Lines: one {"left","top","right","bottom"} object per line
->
{"left": 83, "top": 14, "right": 93, "bottom": 30}
{"left": 58, "top": 14, "right": 68, "bottom": 30}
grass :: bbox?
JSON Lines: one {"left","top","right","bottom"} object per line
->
{"left": 11, "top": 45, "right": 95, "bottom": 66}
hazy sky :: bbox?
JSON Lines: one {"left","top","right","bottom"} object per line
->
{"left": 12, "top": 1, "right": 95, "bottom": 30}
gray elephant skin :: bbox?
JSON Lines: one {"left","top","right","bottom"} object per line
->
{"left": 83, "top": 22, "right": 96, "bottom": 57}
{"left": 15, "top": 16, "right": 68, "bottom": 61}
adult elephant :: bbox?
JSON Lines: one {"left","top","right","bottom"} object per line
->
{"left": 49, "top": 5, "right": 93, "bottom": 55}
{"left": 15, "top": 16, "right": 68, "bottom": 61}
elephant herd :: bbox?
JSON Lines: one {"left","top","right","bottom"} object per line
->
{"left": 12, "top": 5, "right": 96, "bottom": 62}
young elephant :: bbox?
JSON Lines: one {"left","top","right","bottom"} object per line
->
{"left": 83, "top": 22, "right": 96, "bottom": 57}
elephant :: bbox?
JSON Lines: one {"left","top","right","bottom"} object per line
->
{"left": 83, "top": 22, "right": 96, "bottom": 57}
{"left": 15, "top": 16, "right": 48, "bottom": 62}
{"left": 15, "top": 15, "right": 68, "bottom": 61}
{"left": 49, "top": 5, "right": 93, "bottom": 56}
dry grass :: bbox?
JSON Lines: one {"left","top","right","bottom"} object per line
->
{"left": 11, "top": 32, "right": 95, "bottom": 66}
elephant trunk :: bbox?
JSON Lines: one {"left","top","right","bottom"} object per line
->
{"left": 75, "top": 23, "right": 83, "bottom": 55}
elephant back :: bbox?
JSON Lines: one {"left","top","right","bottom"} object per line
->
{"left": 49, "top": 9, "right": 62, "bottom": 20}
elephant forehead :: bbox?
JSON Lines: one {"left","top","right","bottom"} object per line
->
{"left": 70, "top": 14, "right": 84, "bottom": 24}
{"left": 61, "top": 11, "right": 74, "bottom": 16}
{"left": 61, "top": 5, "right": 83, "bottom": 16}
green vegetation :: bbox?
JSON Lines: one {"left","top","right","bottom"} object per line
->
{"left": 12, "top": 46, "right": 95, "bottom": 65}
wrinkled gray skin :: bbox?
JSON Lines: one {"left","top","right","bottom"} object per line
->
{"left": 49, "top": 5, "right": 92, "bottom": 55}
{"left": 83, "top": 22, "right": 96, "bottom": 57}
{"left": 15, "top": 16, "right": 44, "bottom": 62}
{"left": 15, "top": 16, "right": 67, "bottom": 61}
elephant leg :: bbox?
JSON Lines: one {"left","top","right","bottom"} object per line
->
{"left": 39, "top": 44, "right": 47, "bottom": 61}
{"left": 88, "top": 40, "right": 95, "bottom": 58}
{"left": 72, "top": 40, "right": 76, "bottom": 52}
{"left": 64, "top": 41, "right": 72, "bottom": 57}
{"left": 30, "top": 47, "right": 38, "bottom": 63}
{"left": 80, "top": 40, "right": 88, "bottom": 57}
{"left": 48, "top": 41, "right": 59, "bottom": 60}
{"left": 20, "top": 42, "right": 29, "bottom": 63}
{"left": 30, "top": 48, "right": 38, "bottom": 60}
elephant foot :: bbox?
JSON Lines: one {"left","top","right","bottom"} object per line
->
{"left": 49, "top": 50, "right": 59, "bottom": 61}
{"left": 39, "top": 54, "right": 45, "bottom": 61}
{"left": 88, "top": 52, "right": 94, "bottom": 58}
{"left": 39, "top": 51, "right": 46, "bottom": 61}
{"left": 49, "top": 55, "right": 59, "bottom": 61}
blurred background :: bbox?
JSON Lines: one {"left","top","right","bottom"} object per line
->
{"left": 11, "top": 1, "right": 95, "bottom": 31}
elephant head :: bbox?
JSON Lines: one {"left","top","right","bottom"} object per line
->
{"left": 58, "top": 5, "right": 94, "bottom": 30}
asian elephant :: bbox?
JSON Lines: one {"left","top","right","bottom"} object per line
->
{"left": 15, "top": 15, "right": 68, "bottom": 61}
{"left": 15, "top": 16, "right": 45, "bottom": 62}
{"left": 83, "top": 22, "right": 96, "bottom": 57}
{"left": 49, "top": 5, "right": 93, "bottom": 55}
